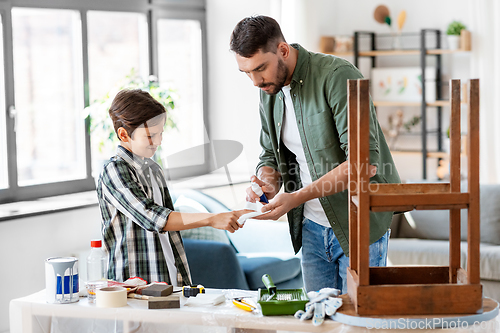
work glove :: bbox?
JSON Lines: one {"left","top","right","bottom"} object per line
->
{"left": 294, "top": 288, "right": 343, "bottom": 326}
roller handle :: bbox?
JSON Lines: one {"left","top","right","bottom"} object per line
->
{"left": 262, "top": 274, "right": 276, "bottom": 295}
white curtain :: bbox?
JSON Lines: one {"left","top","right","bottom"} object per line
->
{"left": 469, "top": 0, "right": 500, "bottom": 183}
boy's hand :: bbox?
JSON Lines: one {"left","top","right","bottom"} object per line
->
{"left": 246, "top": 176, "right": 278, "bottom": 203}
{"left": 209, "top": 210, "right": 252, "bottom": 233}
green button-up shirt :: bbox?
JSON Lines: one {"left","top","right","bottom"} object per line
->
{"left": 256, "top": 44, "right": 401, "bottom": 256}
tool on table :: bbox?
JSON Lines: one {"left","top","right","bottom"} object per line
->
{"left": 182, "top": 285, "right": 205, "bottom": 297}
{"left": 148, "top": 294, "right": 181, "bottom": 309}
{"left": 262, "top": 274, "right": 276, "bottom": 301}
{"left": 128, "top": 288, "right": 181, "bottom": 309}
{"left": 232, "top": 298, "right": 256, "bottom": 312}
{"left": 128, "top": 293, "right": 151, "bottom": 300}
{"left": 258, "top": 274, "right": 309, "bottom": 316}
{"left": 141, "top": 284, "right": 173, "bottom": 297}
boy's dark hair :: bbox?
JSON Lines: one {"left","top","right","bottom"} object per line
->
{"left": 230, "top": 15, "right": 286, "bottom": 58}
{"left": 108, "top": 89, "right": 166, "bottom": 140}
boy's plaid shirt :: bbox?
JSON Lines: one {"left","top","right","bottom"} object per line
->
{"left": 96, "top": 145, "right": 191, "bottom": 285}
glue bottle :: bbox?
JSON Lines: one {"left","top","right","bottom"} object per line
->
{"left": 251, "top": 182, "right": 269, "bottom": 203}
{"left": 86, "top": 239, "right": 108, "bottom": 303}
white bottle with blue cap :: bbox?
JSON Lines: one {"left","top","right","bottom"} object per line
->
{"left": 251, "top": 182, "right": 269, "bottom": 203}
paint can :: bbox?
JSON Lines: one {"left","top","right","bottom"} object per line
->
{"left": 45, "top": 257, "right": 79, "bottom": 304}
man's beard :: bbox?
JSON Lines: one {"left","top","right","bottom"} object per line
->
{"left": 259, "top": 59, "right": 288, "bottom": 95}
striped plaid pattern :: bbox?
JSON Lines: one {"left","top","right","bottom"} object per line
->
{"left": 96, "top": 145, "right": 191, "bottom": 285}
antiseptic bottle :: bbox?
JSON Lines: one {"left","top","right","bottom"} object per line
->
{"left": 86, "top": 239, "right": 108, "bottom": 303}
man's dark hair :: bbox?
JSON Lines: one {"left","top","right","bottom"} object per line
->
{"left": 108, "top": 89, "right": 166, "bottom": 140}
{"left": 230, "top": 15, "right": 286, "bottom": 57}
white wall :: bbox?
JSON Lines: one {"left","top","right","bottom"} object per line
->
{"left": 1, "top": 206, "right": 101, "bottom": 332}
{"left": 206, "top": 0, "right": 474, "bottom": 182}
{"left": 205, "top": 0, "right": 277, "bottom": 181}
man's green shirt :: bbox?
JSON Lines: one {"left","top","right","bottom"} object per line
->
{"left": 256, "top": 44, "right": 401, "bottom": 256}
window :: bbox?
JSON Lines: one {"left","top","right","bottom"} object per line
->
{"left": 12, "top": 8, "right": 86, "bottom": 186}
{"left": 0, "top": 17, "right": 6, "bottom": 190}
{"left": 0, "top": 0, "right": 207, "bottom": 204}
{"left": 87, "top": 11, "right": 148, "bottom": 103}
{"left": 158, "top": 19, "right": 205, "bottom": 169}
{"left": 87, "top": 10, "right": 148, "bottom": 176}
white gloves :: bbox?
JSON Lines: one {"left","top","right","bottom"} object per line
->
{"left": 294, "top": 288, "right": 343, "bottom": 326}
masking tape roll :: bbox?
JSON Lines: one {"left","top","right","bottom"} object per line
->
{"left": 96, "top": 286, "right": 128, "bottom": 308}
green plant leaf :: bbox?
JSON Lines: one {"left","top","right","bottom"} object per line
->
{"left": 403, "top": 116, "right": 421, "bottom": 132}
{"left": 446, "top": 21, "right": 466, "bottom": 35}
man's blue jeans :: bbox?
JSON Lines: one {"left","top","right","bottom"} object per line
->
{"left": 301, "top": 218, "right": 390, "bottom": 294}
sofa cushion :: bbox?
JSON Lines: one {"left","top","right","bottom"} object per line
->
{"left": 478, "top": 243, "right": 500, "bottom": 280}
{"left": 388, "top": 239, "right": 467, "bottom": 267}
{"left": 175, "top": 195, "right": 231, "bottom": 245}
{"left": 397, "top": 184, "right": 500, "bottom": 245}
{"left": 478, "top": 184, "right": 500, "bottom": 245}
{"left": 237, "top": 253, "right": 301, "bottom": 290}
{"left": 481, "top": 280, "right": 500, "bottom": 301}
{"left": 183, "top": 239, "right": 249, "bottom": 289}
{"left": 388, "top": 239, "right": 500, "bottom": 281}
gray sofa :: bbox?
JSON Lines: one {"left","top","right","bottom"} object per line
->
{"left": 388, "top": 184, "right": 500, "bottom": 301}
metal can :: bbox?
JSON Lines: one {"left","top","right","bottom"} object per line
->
{"left": 45, "top": 257, "right": 79, "bottom": 304}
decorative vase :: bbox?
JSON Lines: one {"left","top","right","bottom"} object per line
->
{"left": 392, "top": 32, "right": 402, "bottom": 50}
{"left": 447, "top": 35, "right": 460, "bottom": 50}
{"left": 443, "top": 137, "right": 450, "bottom": 154}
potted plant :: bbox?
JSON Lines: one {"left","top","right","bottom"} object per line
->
{"left": 446, "top": 21, "right": 466, "bottom": 50}
{"left": 84, "top": 68, "right": 178, "bottom": 178}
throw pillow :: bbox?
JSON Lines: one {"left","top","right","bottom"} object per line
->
{"left": 397, "top": 184, "right": 500, "bottom": 245}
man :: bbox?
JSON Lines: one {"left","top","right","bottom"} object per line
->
{"left": 230, "top": 15, "right": 400, "bottom": 294}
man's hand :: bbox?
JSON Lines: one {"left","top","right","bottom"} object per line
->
{"left": 245, "top": 175, "right": 279, "bottom": 203}
{"left": 254, "top": 192, "right": 300, "bottom": 220}
{"left": 252, "top": 163, "right": 377, "bottom": 221}
{"left": 247, "top": 163, "right": 377, "bottom": 220}
{"left": 209, "top": 210, "right": 252, "bottom": 233}
{"left": 368, "top": 165, "right": 377, "bottom": 178}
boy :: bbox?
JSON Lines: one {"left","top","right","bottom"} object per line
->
{"left": 97, "top": 89, "right": 248, "bottom": 285}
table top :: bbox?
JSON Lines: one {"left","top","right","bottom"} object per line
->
{"left": 10, "top": 289, "right": 346, "bottom": 333}
{"left": 9, "top": 289, "right": 500, "bottom": 333}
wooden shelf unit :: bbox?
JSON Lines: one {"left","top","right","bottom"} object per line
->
{"left": 326, "top": 46, "right": 470, "bottom": 58}
{"left": 353, "top": 29, "right": 471, "bottom": 179}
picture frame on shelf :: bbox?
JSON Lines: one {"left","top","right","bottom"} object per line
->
{"left": 371, "top": 67, "right": 436, "bottom": 102}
